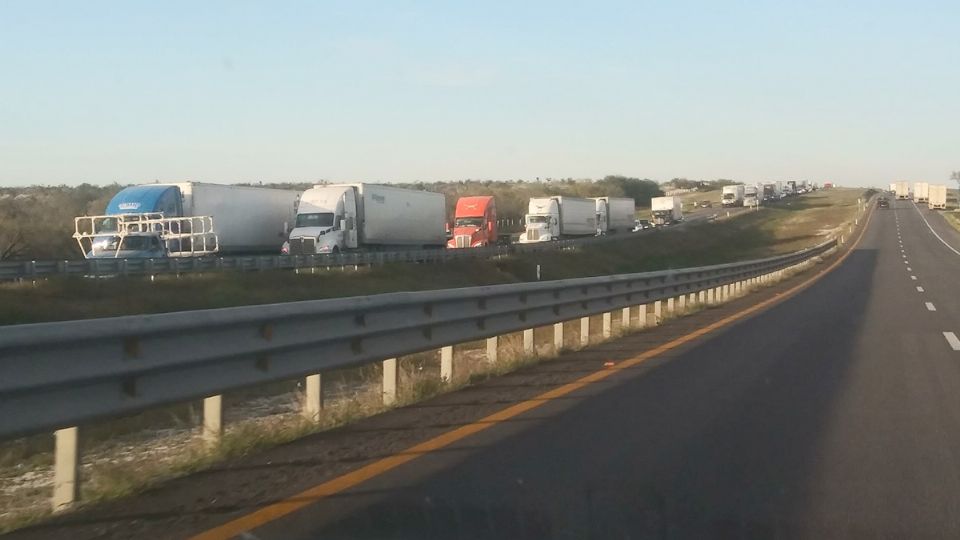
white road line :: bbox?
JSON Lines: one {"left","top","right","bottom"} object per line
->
{"left": 911, "top": 275, "right": 917, "bottom": 280}
{"left": 917, "top": 286, "right": 925, "bottom": 292}
{"left": 907, "top": 267, "right": 912, "bottom": 271}
{"left": 926, "top": 302, "right": 937, "bottom": 311}
{"left": 913, "top": 203, "right": 960, "bottom": 256}
{"left": 905, "top": 260, "right": 909, "bottom": 264}
{"left": 945, "top": 332, "right": 960, "bottom": 351}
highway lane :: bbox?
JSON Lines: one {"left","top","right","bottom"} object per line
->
{"left": 182, "top": 203, "right": 960, "bottom": 539}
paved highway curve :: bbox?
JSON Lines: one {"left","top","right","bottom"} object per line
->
{"left": 11, "top": 197, "right": 960, "bottom": 539}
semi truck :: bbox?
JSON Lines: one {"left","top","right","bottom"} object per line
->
{"left": 721, "top": 185, "right": 745, "bottom": 207}
{"left": 651, "top": 196, "right": 683, "bottom": 226}
{"left": 895, "top": 181, "right": 910, "bottom": 200}
{"left": 929, "top": 184, "right": 948, "bottom": 210}
{"left": 743, "top": 185, "right": 761, "bottom": 207}
{"left": 448, "top": 196, "right": 498, "bottom": 248}
{"left": 284, "top": 184, "right": 446, "bottom": 254}
{"left": 762, "top": 183, "right": 777, "bottom": 201}
{"left": 593, "top": 197, "right": 636, "bottom": 234}
{"left": 914, "top": 182, "right": 930, "bottom": 204}
{"left": 518, "top": 196, "right": 596, "bottom": 243}
{"left": 74, "top": 182, "right": 301, "bottom": 259}
{"left": 786, "top": 181, "right": 797, "bottom": 196}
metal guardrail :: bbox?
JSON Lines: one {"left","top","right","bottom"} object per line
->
{"left": 0, "top": 238, "right": 836, "bottom": 441}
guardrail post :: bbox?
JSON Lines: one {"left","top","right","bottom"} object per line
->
{"left": 580, "top": 317, "right": 590, "bottom": 346}
{"left": 707, "top": 288, "right": 715, "bottom": 305}
{"left": 621, "top": 306, "right": 631, "bottom": 330}
{"left": 52, "top": 426, "right": 79, "bottom": 512}
{"left": 677, "top": 295, "right": 686, "bottom": 311}
{"left": 698, "top": 290, "right": 706, "bottom": 304}
{"left": 654, "top": 300, "right": 663, "bottom": 324}
{"left": 203, "top": 395, "right": 223, "bottom": 448}
{"left": 486, "top": 337, "right": 499, "bottom": 363}
{"left": 638, "top": 304, "right": 648, "bottom": 328}
{"left": 602, "top": 312, "right": 612, "bottom": 338}
{"left": 302, "top": 374, "right": 323, "bottom": 422}
{"left": 666, "top": 297, "right": 675, "bottom": 317}
{"left": 523, "top": 328, "right": 535, "bottom": 356}
{"left": 553, "top": 323, "right": 564, "bottom": 352}
{"left": 383, "top": 358, "right": 398, "bottom": 405}
{"left": 440, "top": 346, "right": 454, "bottom": 382}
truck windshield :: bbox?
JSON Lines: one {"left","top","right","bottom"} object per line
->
{"left": 722, "top": 193, "right": 735, "bottom": 199}
{"left": 527, "top": 216, "right": 549, "bottom": 224}
{"left": 296, "top": 213, "right": 335, "bottom": 228}
{"left": 455, "top": 217, "right": 485, "bottom": 227}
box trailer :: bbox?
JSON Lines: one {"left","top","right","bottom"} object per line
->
{"left": 285, "top": 184, "right": 446, "bottom": 254}
{"left": 895, "top": 181, "right": 910, "bottom": 200}
{"left": 915, "top": 182, "right": 930, "bottom": 204}
{"left": 929, "top": 184, "right": 948, "bottom": 210}
{"left": 721, "top": 185, "right": 745, "bottom": 207}
{"left": 593, "top": 197, "right": 636, "bottom": 234}
{"left": 74, "top": 182, "right": 301, "bottom": 258}
{"left": 518, "top": 196, "right": 596, "bottom": 243}
{"left": 651, "top": 196, "right": 683, "bottom": 226}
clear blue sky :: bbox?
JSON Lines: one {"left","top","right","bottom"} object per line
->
{"left": 1, "top": 0, "right": 957, "bottom": 187}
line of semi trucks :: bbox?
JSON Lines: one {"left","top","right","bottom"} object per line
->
{"left": 720, "top": 180, "right": 816, "bottom": 208}
{"left": 73, "top": 183, "right": 674, "bottom": 259}
{"left": 888, "top": 181, "right": 948, "bottom": 209}
{"left": 72, "top": 180, "right": 817, "bottom": 259}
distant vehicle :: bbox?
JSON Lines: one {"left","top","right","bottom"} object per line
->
{"left": 592, "top": 197, "right": 636, "bottom": 235}
{"left": 699, "top": 200, "right": 713, "bottom": 208}
{"left": 786, "top": 181, "right": 798, "bottom": 195}
{"left": 823, "top": 182, "right": 834, "bottom": 189}
{"left": 894, "top": 181, "right": 910, "bottom": 200}
{"left": 448, "top": 196, "right": 498, "bottom": 248}
{"left": 929, "top": 185, "right": 947, "bottom": 210}
{"left": 74, "top": 182, "right": 300, "bottom": 259}
{"left": 721, "top": 185, "right": 745, "bottom": 207}
{"left": 651, "top": 196, "right": 683, "bottom": 226}
{"left": 284, "top": 183, "right": 446, "bottom": 254}
{"left": 762, "top": 184, "right": 777, "bottom": 201}
{"left": 877, "top": 197, "right": 889, "bottom": 209}
{"left": 743, "top": 185, "right": 761, "bottom": 207}
{"left": 518, "top": 196, "right": 596, "bottom": 243}
{"left": 914, "top": 182, "right": 930, "bottom": 204}
{"left": 632, "top": 219, "right": 652, "bottom": 232}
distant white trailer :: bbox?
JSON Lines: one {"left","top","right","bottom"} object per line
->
{"left": 928, "top": 184, "right": 947, "bottom": 210}
{"left": 914, "top": 182, "right": 930, "bottom": 204}
{"left": 593, "top": 197, "right": 636, "bottom": 234}
{"left": 895, "top": 181, "right": 910, "bottom": 200}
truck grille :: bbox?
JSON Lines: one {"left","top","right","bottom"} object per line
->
{"left": 289, "top": 237, "right": 315, "bottom": 255}
{"left": 526, "top": 230, "right": 539, "bottom": 241}
{"left": 455, "top": 235, "right": 471, "bottom": 248}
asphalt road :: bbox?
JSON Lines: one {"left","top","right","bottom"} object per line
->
{"left": 240, "top": 198, "right": 960, "bottom": 539}
{"left": 12, "top": 196, "right": 960, "bottom": 539}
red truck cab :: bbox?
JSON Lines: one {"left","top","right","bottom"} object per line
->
{"left": 448, "top": 196, "right": 497, "bottom": 248}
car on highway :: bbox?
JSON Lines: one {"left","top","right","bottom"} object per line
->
{"left": 698, "top": 200, "right": 713, "bottom": 208}
{"left": 877, "top": 197, "right": 889, "bottom": 208}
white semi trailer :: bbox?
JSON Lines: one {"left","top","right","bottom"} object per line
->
{"left": 74, "top": 182, "right": 301, "bottom": 258}
{"left": 593, "top": 197, "right": 636, "bottom": 234}
{"left": 914, "top": 182, "right": 930, "bottom": 204}
{"left": 651, "top": 196, "right": 683, "bottom": 226}
{"left": 929, "top": 184, "right": 947, "bottom": 210}
{"left": 284, "top": 184, "right": 446, "bottom": 254}
{"left": 721, "top": 185, "right": 745, "bottom": 207}
{"left": 519, "top": 196, "right": 596, "bottom": 243}
{"left": 895, "top": 181, "right": 910, "bottom": 200}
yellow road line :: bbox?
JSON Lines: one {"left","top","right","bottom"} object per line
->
{"left": 192, "top": 208, "right": 873, "bottom": 540}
